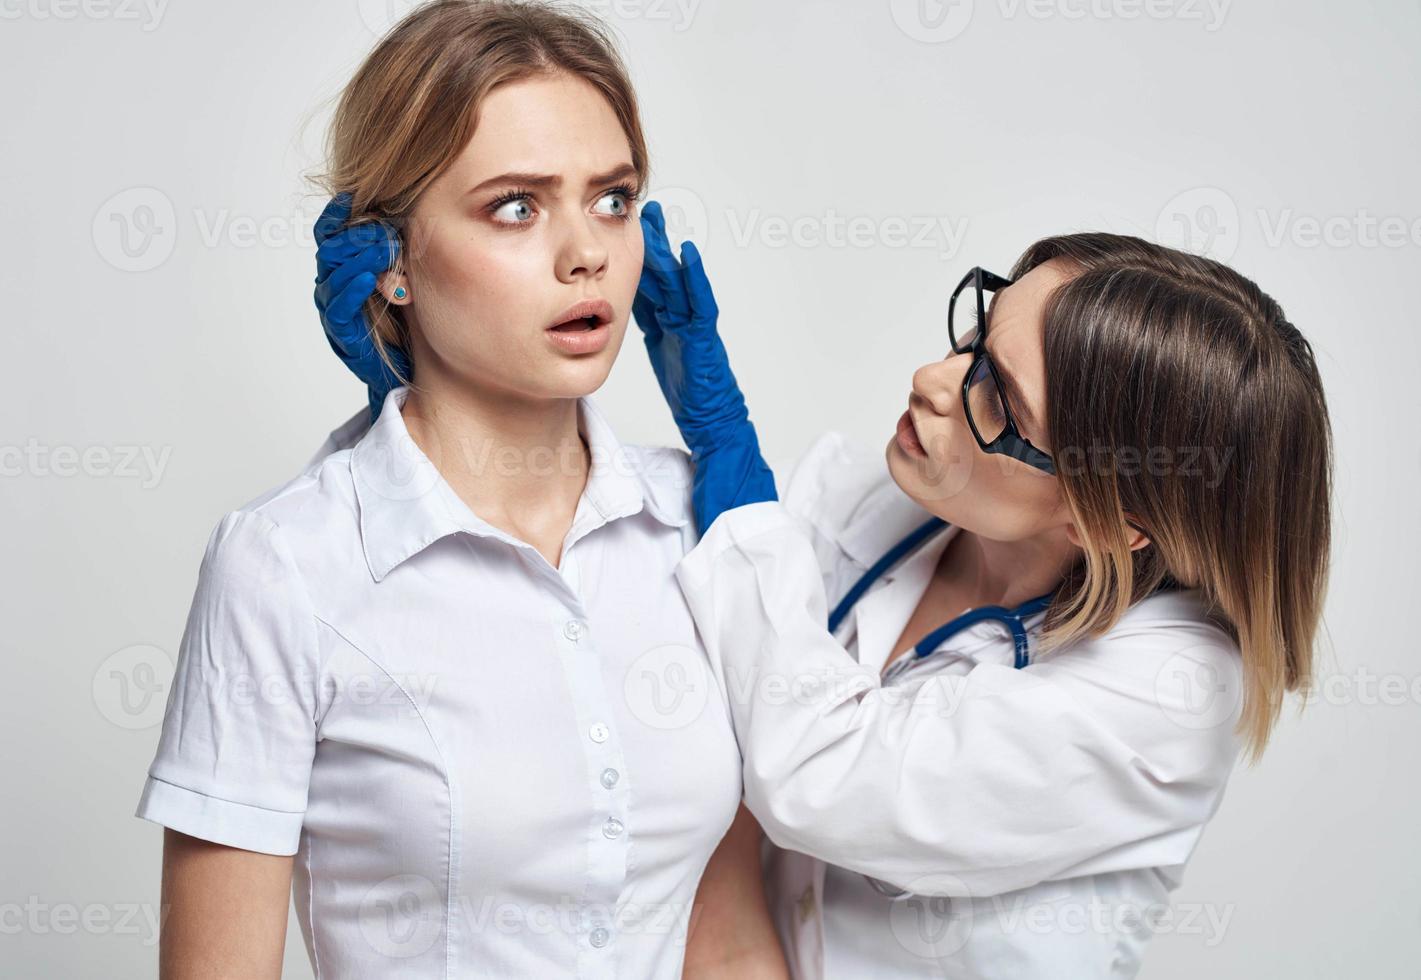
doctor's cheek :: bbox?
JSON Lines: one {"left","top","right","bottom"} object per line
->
{"left": 909, "top": 419, "right": 979, "bottom": 505}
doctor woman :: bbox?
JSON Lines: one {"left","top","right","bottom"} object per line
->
{"left": 643, "top": 217, "right": 1333, "bottom": 977}
{"left": 322, "top": 204, "right": 1334, "bottom": 977}
{"left": 134, "top": 3, "right": 788, "bottom": 977}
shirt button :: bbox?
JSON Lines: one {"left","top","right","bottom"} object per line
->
{"left": 602, "top": 817, "right": 624, "bottom": 839}
{"left": 600, "top": 767, "right": 619, "bottom": 789}
{"left": 590, "top": 926, "right": 611, "bottom": 948}
{"left": 589, "top": 723, "right": 609, "bottom": 744}
{"left": 563, "top": 619, "right": 584, "bottom": 641}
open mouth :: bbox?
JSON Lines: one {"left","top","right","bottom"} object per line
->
{"left": 545, "top": 298, "right": 615, "bottom": 354}
{"left": 547, "top": 299, "right": 614, "bottom": 333}
{"left": 550, "top": 315, "right": 604, "bottom": 332}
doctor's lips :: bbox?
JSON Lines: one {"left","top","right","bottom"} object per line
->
{"left": 545, "top": 298, "right": 614, "bottom": 355}
{"left": 896, "top": 402, "right": 928, "bottom": 459}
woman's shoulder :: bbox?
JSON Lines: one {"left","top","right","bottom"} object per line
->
{"left": 198, "top": 447, "right": 365, "bottom": 596}
{"left": 1048, "top": 588, "right": 1241, "bottom": 673}
{"left": 1034, "top": 588, "right": 1245, "bottom": 772}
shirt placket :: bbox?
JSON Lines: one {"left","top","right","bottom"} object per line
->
{"left": 545, "top": 544, "right": 630, "bottom": 978}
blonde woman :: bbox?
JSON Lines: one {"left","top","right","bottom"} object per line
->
{"left": 136, "top": 3, "right": 784, "bottom": 977}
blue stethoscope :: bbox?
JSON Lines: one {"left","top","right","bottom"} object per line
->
{"left": 829, "top": 516, "right": 1056, "bottom": 900}
{"left": 829, "top": 516, "right": 1054, "bottom": 672}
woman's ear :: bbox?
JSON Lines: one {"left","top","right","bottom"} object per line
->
{"left": 1063, "top": 518, "right": 1152, "bottom": 552}
{"left": 1123, "top": 519, "right": 1152, "bottom": 552}
{"left": 377, "top": 270, "right": 412, "bottom": 305}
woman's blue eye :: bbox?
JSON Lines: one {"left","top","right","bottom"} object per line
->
{"left": 492, "top": 198, "right": 535, "bottom": 223}
{"left": 592, "top": 191, "right": 631, "bottom": 218}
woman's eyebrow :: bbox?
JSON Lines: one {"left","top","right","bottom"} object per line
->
{"left": 464, "top": 163, "right": 637, "bottom": 197}
{"left": 994, "top": 355, "right": 1039, "bottom": 434}
{"left": 984, "top": 293, "right": 1041, "bottom": 433}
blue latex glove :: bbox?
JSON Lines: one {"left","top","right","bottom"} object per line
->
{"left": 313, "top": 193, "right": 409, "bottom": 422}
{"left": 633, "top": 200, "right": 777, "bottom": 534}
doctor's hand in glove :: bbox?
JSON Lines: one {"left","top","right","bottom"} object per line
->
{"left": 313, "top": 192, "right": 409, "bottom": 422}
{"left": 633, "top": 201, "right": 779, "bottom": 536}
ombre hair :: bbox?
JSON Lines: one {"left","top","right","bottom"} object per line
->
{"left": 1019, "top": 234, "right": 1332, "bottom": 760}
{"left": 308, "top": 0, "right": 649, "bottom": 385}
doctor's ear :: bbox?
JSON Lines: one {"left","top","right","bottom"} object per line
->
{"left": 1064, "top": 517, "right": 1152, "bottom": 553}
{"left": 377, "top": 271, "right": 412, "bottom": 305}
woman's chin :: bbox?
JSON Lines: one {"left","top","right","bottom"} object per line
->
{"left": 885, "top": 435, "right": 975, "bottom": 518}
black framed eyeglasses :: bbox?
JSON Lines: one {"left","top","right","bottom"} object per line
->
{"left": 947, "top": 266, "right": 1056, "bottom": 476}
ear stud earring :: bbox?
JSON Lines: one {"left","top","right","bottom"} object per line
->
{"left": 393, "top": 286, "right": 408, "bottom": 300}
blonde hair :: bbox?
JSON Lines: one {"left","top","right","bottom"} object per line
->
{"left": 1016, "top": 234, "right": 1333, "bottom": 761}
{"left": 308, "top": 0, "right": 649, "bottom": 386}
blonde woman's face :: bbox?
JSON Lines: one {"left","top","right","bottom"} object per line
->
{"left": 887, "top": 259, "right": 1074, "bottom": 540}
{"left": 392, "top": 73, "right": 643, "bottom": 401}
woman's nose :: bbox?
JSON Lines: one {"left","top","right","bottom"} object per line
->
{"left": 912, "top": 352, "right": 969, "bottom": 418}
{"left": 556, "top": 215, "right": 609, "bottom": 283}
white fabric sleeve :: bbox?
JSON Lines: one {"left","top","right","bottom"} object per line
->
{"left": 134, "top": 510, "right": 322, "bottom": 855}
{"left": 675, "top": 502, "right": 1243, "bottom": 898}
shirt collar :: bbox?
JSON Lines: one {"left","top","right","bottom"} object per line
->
{"left": 351, "top": 387, "right": 684, "bottom": 583}
{"left": 835, "top": 473, "right": 946, "bottom": 570}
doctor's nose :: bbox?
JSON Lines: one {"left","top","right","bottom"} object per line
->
{"left": 556, "top": 216, "right": 609, "bottom": 283}
{"left": 911, "top": 353, "right": 969, "bottom": 419}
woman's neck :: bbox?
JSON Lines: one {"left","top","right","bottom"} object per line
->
{"left": 940, "top": 526, "right": 1079, "bottom": 611}
{"left": 400, "top": 373, "right": 589, "bottom": 568}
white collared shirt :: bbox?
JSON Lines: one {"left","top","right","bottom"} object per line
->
{"left": 677, "top": 431, "right": 1245, "bottom": 980}
{"left": 135, "top": 387, "right": 742, "bottom": 979}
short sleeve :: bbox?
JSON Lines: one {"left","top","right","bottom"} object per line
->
{"left": 134, "top": 510, "right": 321, "bottom": 855}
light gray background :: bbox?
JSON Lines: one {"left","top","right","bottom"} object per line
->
{"left": 3, "top": 0, "right": 1417, "bottom": 976}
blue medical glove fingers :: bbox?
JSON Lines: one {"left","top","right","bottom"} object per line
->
{"left": 631, "top": 287, "right": 665, "bottom": 342}
{"left": 314, "top": 243, "right": 389, "bottom": 370}
{"left": 316, "top": 223, "right": 399, "bottom": 280}
{"left": 313, "top": 192, "right": 353, "bottom": 243}
{"left": 310, "top": 194, "right": 409, "bottom": 418}
{"left": 640, "top": 202, "right": 693, "bottom": 324}
{"left": 675, "top": 240, "right": 720, "bottom": 326}
{"left": 315, "top": 248, "right": 388, "bottom": 323}
{"left": 636, "top": 209, "right": 750, "bottom": 434}
{"left": 323, "top": 275, "right": 380, "bottom": 351}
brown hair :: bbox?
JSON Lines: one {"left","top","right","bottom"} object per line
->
{"left": 1016, "top": 234, "right": 1332, "bottom": 760}
{"left": 308, "top": 0, "right": 649, "bottom": 385}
